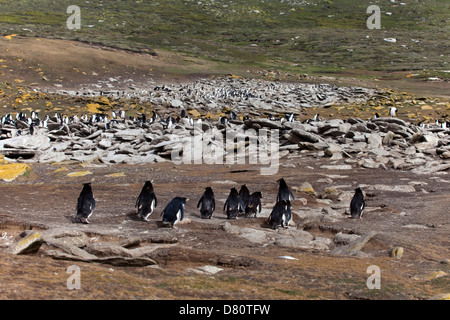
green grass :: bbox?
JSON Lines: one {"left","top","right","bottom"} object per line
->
{"left": 0, "top": 0, "right": 448, "bottom": 77}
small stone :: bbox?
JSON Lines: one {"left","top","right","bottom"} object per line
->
{"left": 389, "top": 246, "right": 404, "bottom": 259}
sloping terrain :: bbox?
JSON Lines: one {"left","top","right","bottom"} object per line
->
{"left": 0, "top": 1, "right": 448, "bottom": 301}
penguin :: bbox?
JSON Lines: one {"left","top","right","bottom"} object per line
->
{"left": 285, "top": 113, "right": 294, "bottom": 122}
{"left": 276, "top": 178, "right": 295, "bottom": 204}
{"left": 245, "top": 191, "right": 262, "bottom": 218}
{"left": 161, "top": 197, "right": 187, "bottom": 228}
{"left": 238, "top": 184, "right": 250, "bottom": 213}
{"left": 135, "top": 181, "right": 157, "bottom": 221}
{"left": 223, "top": 187, "right": 245, "bottom": 219}
{"left": 197, "top": 187, "right": 215, "bottom": 219}
{"left": 313, "top": 113, "right": 320, "bottom": 122}
{"left": 389, "top": 107, "right": 397, "bottom": 117}
{"left": 218, "top": 116, "right": 229, "bottom": 125}
{"left": 76, "top": 183, "right": 96, "bottom": 224}
{"left": 140, "top": 113, "right": 147, "bottom": 125}
{"left": 350, "top": 187, "right": 365, "bottom": 219}
{"left": 268, "top": 200, "right": 291, "bottom": 229}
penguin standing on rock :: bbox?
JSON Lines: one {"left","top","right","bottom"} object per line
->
{"left": 76, "top": 183, "right": 95, "bottom": 224}
{"left": 223, "top": 188, "right": 245, "bottom": 220}
{"left": 277, "top": 178, "right": 295, "bottom": 204}
{"left": 350, "top": 187, "right": 365, "bottom": 219}
{"left": 161, "top": 197, "right": 187, "bottom": 228}
{"left": 135, "top": 181, "right": 157, "bottom": 221}
{"left": 197, "top": 187, "right": 215, "bottom": 219}
{"left": 268, "top": 200, "right": 291, "bottom": 229}
{"left": 245, "top": 192, "right": 263, "bottom": 218}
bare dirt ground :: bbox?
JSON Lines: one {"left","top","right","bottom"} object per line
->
{"left": 0, "top": 37, "right": 448, "bottom": 300}
{"left": 0, "top": 155, "right": 448, "bottom": 300}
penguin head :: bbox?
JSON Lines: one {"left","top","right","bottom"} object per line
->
{"left": 252, "top": 191, "right": 263, "bottom": 199}
{"left": 205, "top": 187, "right": 214, "bottom": 195}
{"left": 355, "top": 187, "right": 363, "bottom": 194}
{"left": 239, "top": 184, "right": 249, "bottom": 192}
{"left": 82, "top": 183, "right": 92, "bottom": 192}
{"left": 144, "top": 180, "right": 154, "bottom": 189}
{"left": 277, "top": 178, "right": 287, "bottom": 187}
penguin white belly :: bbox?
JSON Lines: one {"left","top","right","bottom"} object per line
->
{"left": 150, "top": 199, "right": 155, "bottom": 213}
{"left": 174, "top": 209, "right": 181, "bottom": 225}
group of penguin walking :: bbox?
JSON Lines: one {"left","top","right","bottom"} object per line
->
{"left": 76, "top": 178, "right": 366, "bottom": 228}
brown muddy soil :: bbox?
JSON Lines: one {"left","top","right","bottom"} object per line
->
{"left": 0, "top": 155, "right": 448, "bottom": 300}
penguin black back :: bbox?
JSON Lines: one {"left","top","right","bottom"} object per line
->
{"left": 223, "top": 187, "right": 245, "bottom": 220}
{"left": 277, "top": 178, "right": 295, "bottom": 203}
{"left": 239, "top": 185, "right": 250, "bottom": 211}
{"left": 245, "top": 191, "right": 262, "bottom": 218}
{"left": 136, "top": 181, "right": 157, "bottom": 221}
{"left": 197, "top": 187, "right": 215, "bottom": 219}
{"left": 268, "top": 200, "right": 291, "bottom": 229}
{"left": 76, "top": 183, "right": 95, "bottom": 224}
{"left": 161, "top": 197, "right": 186, "bottom": 227}
{"left": 350, "top": 187, "right": 365, "bottom": 219}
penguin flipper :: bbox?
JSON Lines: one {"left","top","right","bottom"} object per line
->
{"left": 91, "top": 197, "right": 96, "bottom": 211}
{"left": 135, "top": 195, "right": 141, "bottom": 208}
{"left": 289, "top": 190, "right": 295, "bottom": 203}
{"left": 180, "top": 206, "right": 184, "bottom": 221}
{"left": 197, "top": 196, "right": 203, "bottom": 209}
{"left": 239, "top": 199, "right": 245, "bottom": 212}
{"left": 223, "top": 199, "right": 228, "bottom": 211}
{"left": 76, "top": 196, "right": 82, "bottom": 213}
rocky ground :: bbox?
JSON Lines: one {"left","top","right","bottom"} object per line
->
{"left": 0, "top": 140, "right": 449, "bottom": 300}
{"left": 0, "top": 38, "right": 448, "bottom": 301}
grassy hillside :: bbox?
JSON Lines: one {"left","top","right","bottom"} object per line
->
{"left": 0, "top": 0, "right": 448, "bottom": 77}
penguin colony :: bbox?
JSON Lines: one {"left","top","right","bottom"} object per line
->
{"left": 1, "top": 104, "right": 449, "bottom": 139}
{"left": 75, "top": 178, "right": 365, "bottom": 227}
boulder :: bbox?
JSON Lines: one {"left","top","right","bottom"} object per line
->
{"left": 8, "top": 231, "right": 43, "bottom": 255}
{"left": 333, "top": 232, "right": 361, "bottom": 245}
{"left": 331, "top": 231, "right": 377, "bottom": 256}
{"left": 85, "top": 242, "right": 134, "bottom": 258}
{"left": 367, "top": 133, "right": 383, "bottom": 149}
{"left": 1, "top": 135, "right": 50, "bottom": 151}
{"left": 291, "top": 129, "right": 322, "bottom": 143}
{"left": 114, "top": 129, "right": 145, "bottom": 142}
{"left": 274, "top": 229, "right": 314, "bottom": 249}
